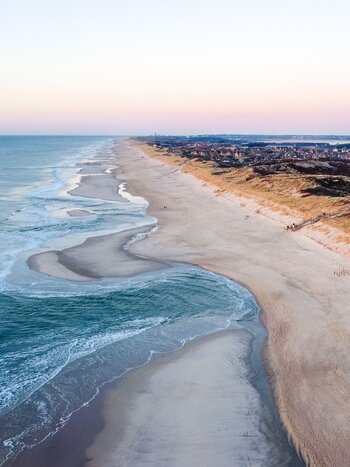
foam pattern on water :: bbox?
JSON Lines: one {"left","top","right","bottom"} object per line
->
{"left": 0, "top": 267, "right": 259, "bottom": 464}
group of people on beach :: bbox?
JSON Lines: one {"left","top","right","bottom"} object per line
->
{"left": 286, "top": 222, "right": 297, "bottom": 231}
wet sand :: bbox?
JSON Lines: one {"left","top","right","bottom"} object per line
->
{"left": 10, "top": 329, "right": 300, "bottom": 467}
{"left": 86, "top": 330, "right": 297, "bottom": 467}
{"left": 68, "top": 172, "right": 126, "bottom": 202}
{"left": 67, "top": 209, "right": 92, "bottom": 217}
{"left": 28, "top": 226, "right": 168, "bottom": 280}
{"left": 111, "top": 140, "right": 350, "bottom": 466}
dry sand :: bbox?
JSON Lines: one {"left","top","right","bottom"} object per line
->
{"left": 137, "top": 143, "right": 350, "bottom": 256}
{"left": 86, "top": 331, "right": 294, "bottom": 467}
{"left": 109, "top": 140, "right": 350, "bottom": 466}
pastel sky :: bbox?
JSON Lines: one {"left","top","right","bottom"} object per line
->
{"left": 1, "top": 0, "right": 349, "bottom": 135}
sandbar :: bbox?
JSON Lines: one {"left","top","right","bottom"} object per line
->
{"left": 69, "top": 173, "right": 125, "bottom": 202}
{"left": 28, "top": 226, "right": 168, "bottom": 281}
{"left": 67, "top": 209, "right": 92, "bottom": 217}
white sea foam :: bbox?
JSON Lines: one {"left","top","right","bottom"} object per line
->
{"left": 0, "top": 138, "right": 152, "bottom": 292}
{"left": 118, "top": 181, "right": 148, "bottom": 205}
{"left": 0, "top": 316, "right": 168, "bottom": 415}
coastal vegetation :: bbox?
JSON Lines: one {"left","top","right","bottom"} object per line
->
{"left": 136, "top": 135, "right": 350, "bottom": 245}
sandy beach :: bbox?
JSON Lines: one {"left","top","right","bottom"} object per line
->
{"left": 24, "top": 139, "right": 350, "bottom": 465}
{"left": 22, "top": 140, "right": 300, "bottom": 466}
{"left": 106, "top": 140, "right": 350, "bottom": 466}
{"left": 86, "top": 330, "right": 295, "bottom": 467}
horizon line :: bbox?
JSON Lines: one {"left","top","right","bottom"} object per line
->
{"left": 1, "top": 133, "right": 350, "bottom": 138}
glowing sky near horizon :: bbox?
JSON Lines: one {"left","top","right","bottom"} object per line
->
{"left": 0, "top": 0, "right": 349, "bottom": 134}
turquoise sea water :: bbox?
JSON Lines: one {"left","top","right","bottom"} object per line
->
{"left": 0, "top": 136, "right": 259, "bottom": 465}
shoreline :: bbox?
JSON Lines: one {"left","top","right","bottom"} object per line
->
{"left": 12, "top": 139, "right": 303, "bottom": 466}
{"left": 113, "top": 139, "right": 350, "bottom": 465}
{"left": 10, "top": 327, "right": 300, "bottom": 467}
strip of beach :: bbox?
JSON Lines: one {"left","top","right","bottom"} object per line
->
{"left": 26, "top": 139, "right": 350, "bottom": 466}
{"left": 107, "top": 140, "right": 349, "bottom": 466}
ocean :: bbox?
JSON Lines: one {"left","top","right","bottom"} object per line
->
{"left": 0, "top": 136, "right": 260, "bottom": 465}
